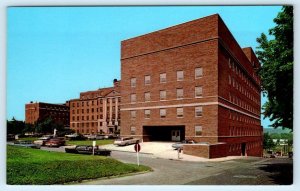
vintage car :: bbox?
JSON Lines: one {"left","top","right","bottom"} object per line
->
{"left": 113, "top": 137, "right": 139, "bottom": 146}
{"left": 33, "top": 135, "right": 53, "bottom": 146}
{"left": 13, "top": 140, "right": 41, "bottom": 149}
{"left": 45, "top": 138, "right": 66, "bottom": 147}
{"left": 65, "top": 145, "right": 111, "bottom": 156}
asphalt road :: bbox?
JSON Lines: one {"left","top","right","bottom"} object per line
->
{"left": 79, "top": 151, "right": 293, "bottom": 185}
{"left": 40, "top": 146, "right": 293, "bottom": 185}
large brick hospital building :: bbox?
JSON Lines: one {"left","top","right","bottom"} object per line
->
{"left": 120, "top": 14, "right": 263, "bottom": 157}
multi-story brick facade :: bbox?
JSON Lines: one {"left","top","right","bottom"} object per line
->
{"left": 120, "top": 14, "right": 262, "bottom": 158}
{"left": 69, "top": 79, "right": 121, "bottom": 134}
{"left": 25, "top": 102, "right": 70, "bottom": 127}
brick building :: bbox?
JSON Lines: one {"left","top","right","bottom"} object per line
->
{"left": 120, "top": 14, "right": 263, "bottom": 158}
{"left": 69, "top": 79, "right": 121, "bottom": 134}
{"left": 25, "top": 101, "right": 70, "bottom": 127}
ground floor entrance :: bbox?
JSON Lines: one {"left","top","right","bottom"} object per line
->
{"left": 143, "top": 125, "right": 185, "bottom": 142}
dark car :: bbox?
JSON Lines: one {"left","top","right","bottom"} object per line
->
{"left": 65, "top": 145, "right": 111, "bottom": 156}
{"left": 45, "top": 138, "right": 65, "bottom": 147}
{"left": 172, "top": 139, "right": 196, "bottom": 150}
{"left": 13, "top": 140, "right": 41, "bottom": 149}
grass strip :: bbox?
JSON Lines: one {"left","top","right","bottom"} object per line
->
{"left": 7, "top": 145, "right": 151, "bottom": 185}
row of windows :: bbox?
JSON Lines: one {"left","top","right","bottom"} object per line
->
{"left": 130, "top": 68, "right": 203, "bottom": 87}
{"left": 71, "top": 106, "right": 120, "bottom": 114}
{"left": 229, "top": 75, "right": 260, "bottom": 106}
{"left": 72, "top": 114, "right": 120, "bottom": 121}
{"left": 130, "top": 125, "right": 203, "bottom": 136}
{"left": 229, "top": 126, "right": 261, "bottom": 136}
{"left": 130, "top": 106, "right": 203, "bottom": 119}
{"left": 71, "top": 120, "right": 120, "bottom": 128}
{"left": 130, "top": 86, "right": 203, "bottom": 103}
{"left": 71, "top": 98, "right": 121, "bottom": 108}
{"left": 229, "top": 110, "right": 260, "bottom": 125}
{"left": 228, "top": 58, "right": 260, "bottom": 94}
{"left": 229, "top": 93, "right": 260, "bottom": 116}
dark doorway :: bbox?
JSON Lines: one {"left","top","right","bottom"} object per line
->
{"left": 143, "top": 126, "right": 185, "bottom": 142}
{"left": 241, "top": 143, "right": 246, "bottom": 156}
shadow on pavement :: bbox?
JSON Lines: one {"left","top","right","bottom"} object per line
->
{"left": 258, "top": 159, "right": 293, "bottom": 185}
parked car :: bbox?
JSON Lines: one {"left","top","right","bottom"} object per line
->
{"left": 172, "top": 139, "right": 196, "bottom": 150}
{"left": 45, "top": 138, "right": 65, "bottom": 147}
{"left": 114, "top": 137, "right": 139, "bottom": 146}
{"left": 34, "top": 135, "right": 53, "bottom": 146}
{"left": 13, "top": 140, "right": 41, "bottom": 149}
{"left": 65, "top": 145, "right": 111, "bottom": 156}
{"left": 65, "top": 133, "right": 86, "bottom": 140}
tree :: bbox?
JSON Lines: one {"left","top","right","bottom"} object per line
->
{"left": 7, "top": 117, "right": 25, "bottom": 135}
{"left": 256, "top": 6, "right": 293, "bottom": 130}
{"left": 34, "top": 117, "right": 64, "bottom": 134}
{"left": 263, "top": 133, "right": 275, "bottom": 151}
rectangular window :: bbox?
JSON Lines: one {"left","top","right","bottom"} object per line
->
{"left": 130, "top": 126, "right": 136, "bottom": 135}
{"left": 144, "top": 109, "right": 150, "bottom": 119}
{"left": 176, "top": 88, "right": 183, "bottom": 99}
{"left": 177, "top": 107, "right": 183, "bottom": 118}
{"left": 131, "top": 94, "right": 136, "bottom": 103}
{"left": 195, "top": 86, "right": 203, "bottom": 97}
{"left": 195, "top": 106, "right": 203, "bottom": 117}
{"left": 145, "top": 75, "right": 151, "bottom": 85}
{"left": 195, "top": 67, "right": 203, "bottom": 78}
{"left": 195, "top": 125, "right": 202, "bottom": 136}
{"left": 144, "top": 92, "right": 151, "bottom": 102}
{"left": 131, "top": 110, "right": 136, "bottom": 119}
{"left": 160, "top": 90, "right": 166, "bottom": 100}
{"left": 160, "top": 73, "right": 166, "bottom": 83}
{"left": 177, "top": 70, "right": 184, "bottom": 81}
{"left": 160, "top": 109, "right": 166, "bottom": 118}
{"left": 131, "top": 78, "right": 136, "bottom": 87}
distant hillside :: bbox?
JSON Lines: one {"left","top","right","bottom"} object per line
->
{"left": 263, "top": 127, "right": 292, "bottom": 134}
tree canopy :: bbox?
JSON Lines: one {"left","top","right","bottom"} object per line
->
{"left": 256, "top": 6, "right": 293, "bottom": 130}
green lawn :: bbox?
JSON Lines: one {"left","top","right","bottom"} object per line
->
{"left": 19, "top": 137, "right": 38, "bottom": 141}
{"left": 7, "top": 145, "right": 151, "bottom": 185}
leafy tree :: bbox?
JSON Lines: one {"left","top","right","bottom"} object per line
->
{"left": 256, "top": 6, "right": 293, "bottom": 130}
{"left": 7, "top": 117, "right": 25, "bottom": 135}
{"left": 263, "top": 133, "right": 275, "bottom": 151}
{"left": 34, "top": 117, "right": 64, "bottom": 134}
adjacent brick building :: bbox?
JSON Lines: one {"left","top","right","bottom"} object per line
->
{"left": 69, "top": 79, "right": 121, "bottom": 134}
{"left": 25, "top": 101, "right": 70, "bottom": 127}
{"left": 120, "top": 14, "right": 263, "bottom": 158}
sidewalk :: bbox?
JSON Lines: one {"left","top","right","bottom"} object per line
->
{"left": 101, "top": 142, "right": 248, "bottom": 162}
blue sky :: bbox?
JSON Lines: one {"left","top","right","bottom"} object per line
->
{"left": 7, "top": 6, "right": 282, "bottom": 128}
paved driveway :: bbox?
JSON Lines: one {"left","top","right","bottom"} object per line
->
{"left": 101, "top": 142, "right": 244, "bottom": 162}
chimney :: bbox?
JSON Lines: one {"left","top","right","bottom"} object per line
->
{"left": 113, "top": 79, "right": 119, "bottom": 87}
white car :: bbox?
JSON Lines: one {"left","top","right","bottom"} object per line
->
{"left": 114, "top": 137, "right": 139, "bottom": 146}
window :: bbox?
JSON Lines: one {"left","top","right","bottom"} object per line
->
{"left": 82, "top": 109, "right": 84, "bottom": 113}
{"left": 145, "top": 92, "right": 151, "bottom": 102}
{"left": 160, "top": 109, "right": 166, "bottom": 118}
{"left": 177, "top": 70, "right": 184, "bottom": 81}
{"left": 131, "top": 110, "right": 136, "bottom": 119}
{"left": 145, "top": 109, "right": 150, "bottom": 119}
{"left": 177, "top": 107, "right": 183, "bottom": 118}
{"left": 145, "top": 75, "right": 151, "bottom": 85}
{"left": 195, "top": 67, "right": 203, "bottom": 78}
{"left": 195, "top": 86, "right": 203, "bottom": 97}
{"left": 160, "top": 73, "right": 166, "bottom": 83}
{"left": 160, "top": 90, "right": 166, "bottom": 100}
{"left": 131, "top": 78, "right": 136, "bottom": 87}
{"left": 131, "top": 94, "right": 136, "bottom": 103}
{"left": 176, "top": 88, "right": 183, "bottom": 99}
{"left": 130, "top": 126, "right": 136, "bottom": 135}
{"left": 82, "top": 116, "right": 84, "bottom": 120}
{"left": 229, "top": 75, "right": 231, "bottom": 85}
{"left": 195, "top": 106, "right": 203, "bottom": 117}
{"left": 195, "top": 125, "right": 202, "bottom": 136}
